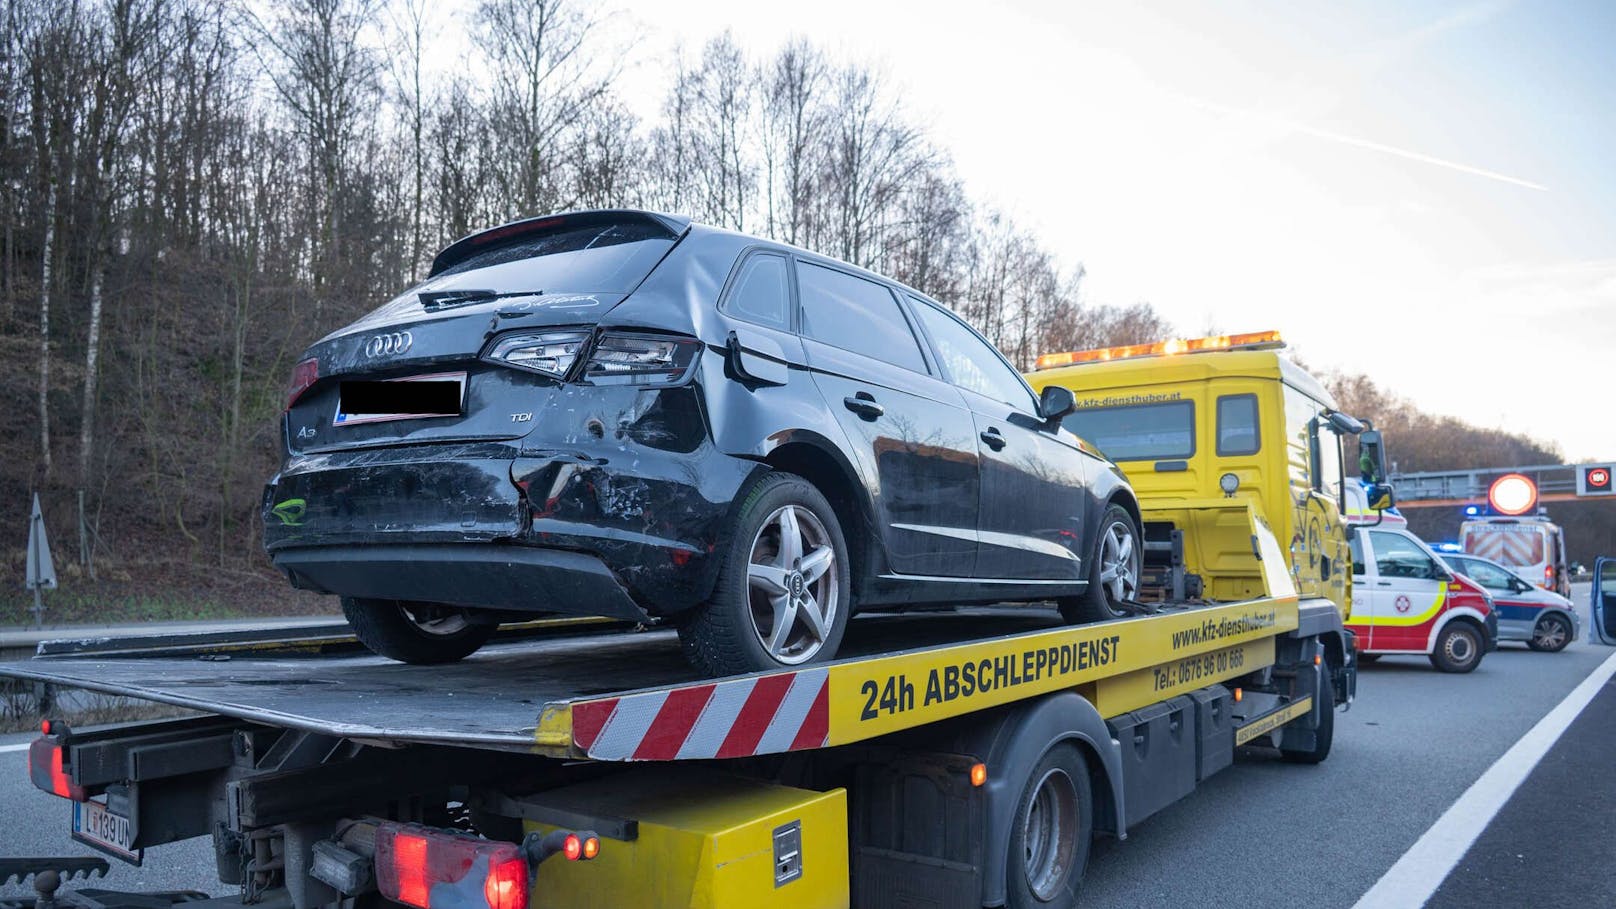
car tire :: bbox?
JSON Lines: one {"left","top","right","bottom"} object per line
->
{"left": 679, "top": 472, "right": 852, "bottom": 676}
{"left": 1060, "top": 504, "right": 1142, "bottom": 625}
{"left": 1429, "top": 622, "right": 1484, "bottom": 673}
{"left": 1528, "top": 613, "right": 1573, "bottom": 653}
{"left": 342, "top": 597, "right": 494, "bottom": 664}
{"left": 1005, "top": 743, "right": 1093, "bottom": 909}
{"left": 1280, "top": 661, "right": 1335, "bottom": 764}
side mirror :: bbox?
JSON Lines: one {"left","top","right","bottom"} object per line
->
{"left": 1039, "top": 385, "right": 1076, "bottom": 425}
{"left": 1512, "top": 579, "right": 1531, "bottom": 593}
{"left": 1328, "top": 411, "right": 1365, "bottom": 435}
{"left": 1366, "top": 482, "right": 1395, "bottom": 512}
{"left": 1358, "top": 429, "right": 1389, "bottom": 484}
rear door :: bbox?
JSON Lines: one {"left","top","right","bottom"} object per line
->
{"left": 908, "top": 297, "right": 1087, "bottom": 581}
{"left": 796, "top": 260, "right": 980, "bottom": 577}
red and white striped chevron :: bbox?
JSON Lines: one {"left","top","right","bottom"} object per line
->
{"left": 571, "top": 667, "right": 829, "bottom": 761}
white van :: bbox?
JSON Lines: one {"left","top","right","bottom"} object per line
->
{"left": 1459, "top": 516, "right": 1570, "bottom": 598}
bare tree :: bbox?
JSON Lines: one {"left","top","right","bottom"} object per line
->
{"left": 474, "top": 0, "right": 615, "bottom": 217}
{"left": 758, "top": 39, "right": 826, "bottom": 246}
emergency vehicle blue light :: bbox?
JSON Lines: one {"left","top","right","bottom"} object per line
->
{"left": 1434, "top": 541, "right": 1463, "bottom": 552}
{"left": 1463, "top": 505, "right": 1481, "bottom": 516}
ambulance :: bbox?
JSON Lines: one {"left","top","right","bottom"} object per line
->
{"left": 1460, "top": 514, "right": 1572, "bottom": 598}
{"left": 1344, "top": 488, "right": 1499, "bottom": 672}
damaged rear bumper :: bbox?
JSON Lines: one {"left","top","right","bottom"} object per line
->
{"left": 262, "top": 431, "right": 763, "bottom": 618}
{"left": 273, "top": 543, "right": 649, "bottom": 620}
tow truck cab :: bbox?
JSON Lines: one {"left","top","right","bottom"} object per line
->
{"left": 1026, "top": 330, "right": 1386, "bottom": 621}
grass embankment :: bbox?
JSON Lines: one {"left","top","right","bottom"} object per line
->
{"left": 2, "top": 547, "right": 335, "bottom": 626}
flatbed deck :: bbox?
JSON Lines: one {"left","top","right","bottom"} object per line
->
{"left": 4, "top": 597, "right": 1304, "bottom": 760}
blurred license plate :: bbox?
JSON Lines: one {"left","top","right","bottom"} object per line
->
{"left": 73, "top": 798, "right": 141, "bottom": 865}
{"left": 334, "top": 371, "right": 466, "bottom": 426}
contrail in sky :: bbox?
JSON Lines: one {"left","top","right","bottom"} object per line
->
{"left": 1187, "top": 97, "right": 1549, "bottom": 192}
{"left": 1285, "top": 121, "right": 1549, "bottom": 192}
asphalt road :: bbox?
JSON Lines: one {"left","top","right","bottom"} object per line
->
{"left": 2, "top": 583, "right": 1610, "bottom": 905}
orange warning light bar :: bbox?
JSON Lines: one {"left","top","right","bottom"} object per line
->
{"left": 1033, "top": 330, "right": 1285, "bottom": 370}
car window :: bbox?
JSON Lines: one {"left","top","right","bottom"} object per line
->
{"left": 797, "top": 261, "right": 926, "bottom": 373}
{"left": 1350, "top": 533, "right": 1365, "bottom": 576}
{"left": 723, "top": 252, "right": 791, "bottom": 330}
{"left": 1216, "top": 394, "right": 1260, "bottom": 456}
{"left": 1370, "top": 531, "right": 1440, "bottom": 580}
{"left": 1064, "top": 401, "right": 1195, "bottom": 461}
{"left": 1455, "top": 558, "right": 1513, "bottom": 591}
{"left": 909, "top": 297, "right": 1037, "bottom": 411}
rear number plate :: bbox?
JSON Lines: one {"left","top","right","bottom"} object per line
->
{"left": 73, "top": 799, "right": 142, "bottom": 865}
{"left": 334, "top": 371, "right": 467, "bottom": 426}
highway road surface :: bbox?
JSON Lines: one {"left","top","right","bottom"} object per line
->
{"left": 3, "top": 584, "right": 1611, "bottom": 905}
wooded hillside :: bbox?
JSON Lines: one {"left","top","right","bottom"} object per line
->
{"left": 0, "top": 0, "right": 1170, "bottom": 620}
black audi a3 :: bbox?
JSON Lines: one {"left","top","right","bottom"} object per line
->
{"left": 264, "top": 210, "right": 1142, "bottom": 675}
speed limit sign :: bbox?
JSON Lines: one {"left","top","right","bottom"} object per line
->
{"left": 1579, "top": 464, "right": 1615, "bottom": 496}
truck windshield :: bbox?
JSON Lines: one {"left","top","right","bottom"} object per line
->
{"left": 1064, "top": 401, "right": 1194, "bottom": 461}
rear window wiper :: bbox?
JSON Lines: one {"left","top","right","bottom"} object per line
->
{"left": 417, "top": 289, "right": 542, "bottom": 312}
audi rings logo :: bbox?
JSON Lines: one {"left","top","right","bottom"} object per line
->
{"left": 363, "top": 331, "right": 412, "bottom": 358}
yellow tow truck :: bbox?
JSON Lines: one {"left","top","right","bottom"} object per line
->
{"left": 6, "top": 383, "right": 1358, "bottom": 908}
{"left": 1027, "top": 329, "right": 1394, "bottom": 625}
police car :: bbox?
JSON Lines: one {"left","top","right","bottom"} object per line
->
{"left": 1439, "top": 551, "right": 1579, "bottom": 653}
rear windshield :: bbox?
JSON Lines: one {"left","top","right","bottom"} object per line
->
{"left": 432, "top": 221, "right": 676, "bottom": 294}
{"left": 1063, "top": 401, "right": 1195, "bottom": 461}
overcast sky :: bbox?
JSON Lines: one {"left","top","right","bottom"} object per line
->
{"left": 593, "top": 1, "right": 1614, "bottom": 461}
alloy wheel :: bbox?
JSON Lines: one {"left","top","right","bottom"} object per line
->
{"left": 1533, "top": 616, "right": 1569, "bottom": 651}
{"left": 746, "top": 504, "right": 839, "bottom": 665}
{"left": 1099, "top": 520, "right": 1140, "bottom": 603}
{"left": 401, "top": 603, "right": 471, "bottom": 636}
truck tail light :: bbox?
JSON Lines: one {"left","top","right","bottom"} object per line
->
{"left": 28, "top": 735, "right": 86, "bottom": 801}
{"left": 374, "top": 822, "right": 528, "bottom": 909}
{"left": 1544, "top": 565, "right": 1555, "bottom": 589}
{"left": 286, "top": 357, "right": 319, "bottom": 410}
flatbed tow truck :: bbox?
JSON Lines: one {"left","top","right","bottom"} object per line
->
{"left": 2, "top": 509, "right": 1353, "bottom": 909}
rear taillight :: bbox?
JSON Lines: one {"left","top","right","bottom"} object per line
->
{"left": 481, "top": 330, "right": 591, "bottom": 379}
{"left": 286, "top": 357, "right": 319, "bottom": 410}
{"left": 581, "top": 332, "right": 702, "bottom": 387}
{"left": 28, "top": 732, "right": 86, "bottom": 801}
{"left": 374, "top": 822, "right": 529, "bottom": 909}
{"left": 1544, "top": 565, "right": 1555, "bottom": 589}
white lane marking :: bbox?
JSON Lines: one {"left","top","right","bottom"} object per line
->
{"left": 0, "top": 742, "right": 33, "bottom": 754}
{"left": 1353, "top": 647, "right": 1616, "bottom": 909}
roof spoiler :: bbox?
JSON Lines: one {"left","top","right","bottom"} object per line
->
{"left": 429, "top": 210, "right": 692, "bottom": 278}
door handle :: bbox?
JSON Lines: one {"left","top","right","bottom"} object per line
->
{"left": 1376, "top": 581, "right": 1392, "bottom": 586}
{"left": 843, "top": 394, "right": 884, "bottom": 420}
{"left": 980, "top": 428, "right": 1007, "bottom": 450}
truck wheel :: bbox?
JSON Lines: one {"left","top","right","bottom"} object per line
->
{"left": 342, "top": 597, "right": 494, "bottom": 664}
{"left": 1059, "top": 505, "right": 1141, "bottom": 625}
{"left": 679, "top": 472, "right": 851, "bottom": 676}
{"left": 1528, "top": 614, "right": 1572, "bottom": 653}
{"left": 1281, "top": 663, "right": 1335, "bottom": 764}
{"left": 1006, "top": 743, "right": 1093, "bottom": 909}
{"left": 1429, "top": 623, "right": 1483, "bottom": 673}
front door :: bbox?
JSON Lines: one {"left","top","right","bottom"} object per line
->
{"left": 1360, "top": 529, "right": 1448, "bottom": 651}
{"left": 1595, "top": 557, "right": 1616, "bottom": 645}
{"left": 906, "top": 297, "right": 1086, "bottom": 581}
{"left": 797, "top": 261, "right": 980, "bottom": 577}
